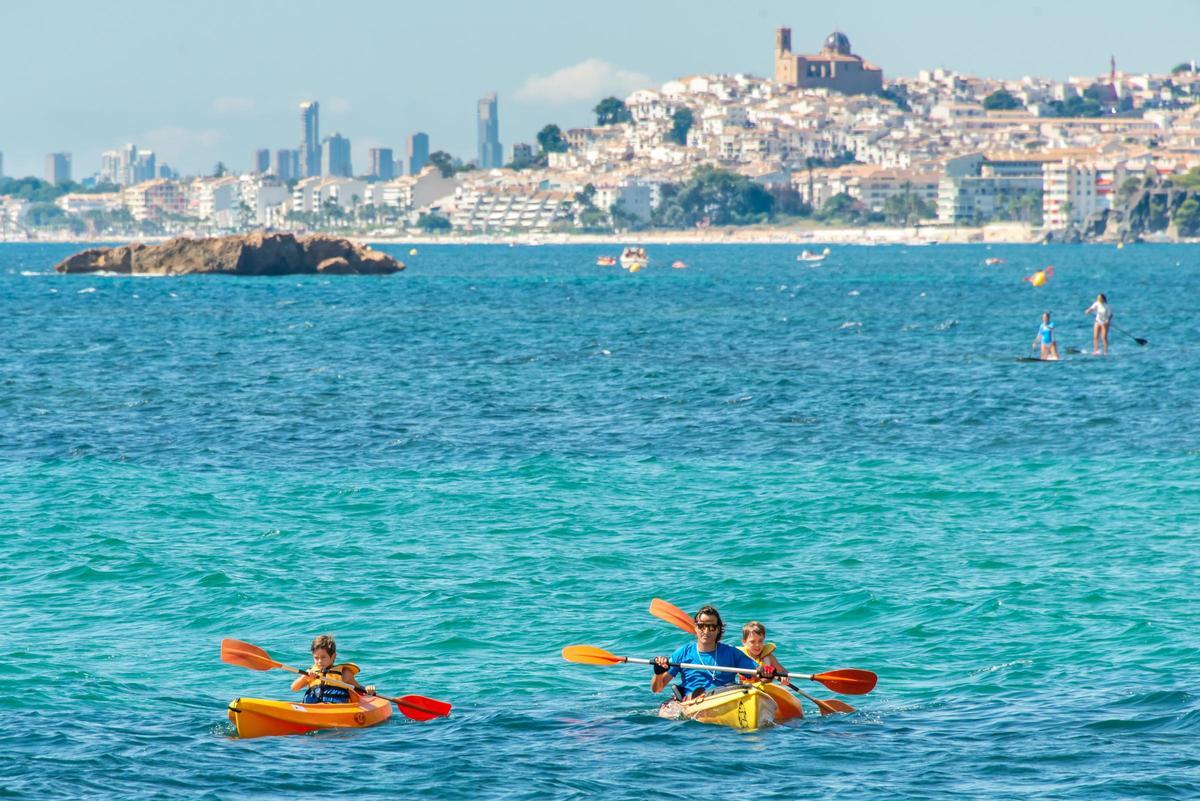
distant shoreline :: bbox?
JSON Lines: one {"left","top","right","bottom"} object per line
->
{"left": 3, "top": 226, "right": 1198, "bottom": 247}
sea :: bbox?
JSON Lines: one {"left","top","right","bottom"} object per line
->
{"left": 1, "top": 242, "right": 1198, "bottom": 800}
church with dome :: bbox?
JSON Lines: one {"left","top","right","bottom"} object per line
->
{"left": 774, "top": 27, "right": 883, "bottom": 95}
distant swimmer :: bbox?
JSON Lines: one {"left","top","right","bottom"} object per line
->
{"left": 1031, "top": 311, "right": 1061, "bottom": 360}
{"left": 1084, "top": 293, "right": 1113, "bottom": 355}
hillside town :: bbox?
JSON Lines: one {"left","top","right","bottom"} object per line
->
{"left": 4, "top": 28, "right": 1200, "bottom": 243}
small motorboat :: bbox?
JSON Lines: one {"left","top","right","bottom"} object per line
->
{"left": 984, "top": 257, "right": 1005, "bottom": 266}
{"left": 619, "top": 247, "right": 648, "bottom": 269}
{"left": 796, "top": 247, "right": 830, "bottom": 263}
{"left": 671, "top": 260, "right": 687, "bottom": 269}
{"left": 596, "top": 256, "right": 616, "bottom": 266}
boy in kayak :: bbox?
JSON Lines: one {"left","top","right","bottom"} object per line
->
{"left": 650, "top": 605, "right": 772, "bottom": 699}
{"left": 1031, "top": 311, "right": 1060, "bottom": 361}
{"left": 290, "top": 634, "right": 376, "bottom": 703}
{"left": 738, "top": 621, "right": 789, "bottom": 685}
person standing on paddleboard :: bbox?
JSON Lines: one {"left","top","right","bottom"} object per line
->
{"left": 651, "top": 605, "right": 771, "bottom": 700}
{"left": 1032, "top": 311, "right": 1060, "bottom": 361}
{"left": 1084, "top": 293, "right": 1113, "bottom": 355}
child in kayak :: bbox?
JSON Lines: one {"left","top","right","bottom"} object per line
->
{"left": 738, "top": 621, "right": 789, "bottom": 685}
{"left": 1031, "top": 311, "right": 1060, "bottom": 361}
{"left": 290, "top": 634, "right": 376, "bottom": 703}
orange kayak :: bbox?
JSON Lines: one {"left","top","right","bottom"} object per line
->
{"left": 227, "top": 694, "right": 392, "bottom": 738}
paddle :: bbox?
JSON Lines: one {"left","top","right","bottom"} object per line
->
{"left": 648, "top": 598, "right": 864, "bottom": 711}
{"left": 1112, "top": 323, "right": 1147, "bottom": 346}
{"left": 563, "top": 645, "right": 877, "bottom": 695}
{"left": 220, "top": 638, "right": 451, "bottom": 721}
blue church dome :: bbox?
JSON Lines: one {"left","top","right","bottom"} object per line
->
{"left": 823, "top": 31, "right": 851, "bottom": 55}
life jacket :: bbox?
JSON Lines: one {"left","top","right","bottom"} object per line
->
{"left": 302, "top": 663, "right": 361, "bottom": 704}
{"left": 737, "top": 643, "right": 776, "bottom": 666}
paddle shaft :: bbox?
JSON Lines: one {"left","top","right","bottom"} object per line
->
{"left": 1112, "top": 323, "right": 1147, "bottom": 345}
{"left": 625, "top": 655, "right": 824, "bottom": 681}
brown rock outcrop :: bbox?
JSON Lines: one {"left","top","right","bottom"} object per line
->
{"left": 54, "top": 233, "right": 405, "bottom": 275}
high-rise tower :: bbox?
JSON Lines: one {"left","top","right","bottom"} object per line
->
{"left": 407, "top": 132, "right": 430, "bottom": 176}
{"left": 477, "top": 93, "right": 502, "bottom": 169}
{"left": 300, "top": 101, "right": 320, "bottom": 178}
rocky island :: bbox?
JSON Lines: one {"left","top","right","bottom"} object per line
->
{"left": 54, "top": 233, "right": 405, "bottom": 276}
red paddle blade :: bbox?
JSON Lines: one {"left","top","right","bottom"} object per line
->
{"left": 221, "top": 638, "right": 281, "bottom": 671}
{"left": 562, "top": 645, "right": 625, "bottom": 665}
{"left": 811, "top": 668, "right": 877, "bottom": 695}
{"left": 649, "top": 599, "right": 695, "bottom": 634}
{"left": 814, "top": 698, "right": 856, "bottom": 715}
{"left": 394, "top": 694, "right": 452, "bottom": 721}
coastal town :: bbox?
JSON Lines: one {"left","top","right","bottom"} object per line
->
{"left": 3, "top": 27, "right": 1200, "bottom": 244}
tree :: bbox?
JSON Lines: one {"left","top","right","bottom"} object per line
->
{"left": 428, "top": 151, "right": 456, "bottom": 178}
{"left": 816, "top": 192, "right": 862, "bottom": 223}
{"left": 1171, "top": 167, "right": 1200, "bottom": 191}
{"left": 536, "top": 124, "right": 568, "bottom": 154}
{"left": 594, "top": 97, "right": 631, "bottom": 126}
{"left": 212, "top": 162, "right": 228, "bottom": 177}
{"left": 650, "top": 166, "right": 774, "bottom": 228}
{"left": 417, "top": 212, "right": 451, "bottom": 232}
{"left": 1175, "top": 197, "right": 1200, "bottom": 236}
{"left": 26, "top": 202, "right": 68, "bottom": 227}
{"left": 983, "top": 89, "right": 1022, "bottom": 111}
{"left": 1171, "top": 62, "right": 1195, "bottom": 74}
{"left": 882, "top": 183, "right": 934, "bottom": 225}
{"left": 667, "top": 108, "right": 694, "bottom": 146}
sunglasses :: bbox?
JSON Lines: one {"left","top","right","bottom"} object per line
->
{"left": 695, "top": 622, "right": 721, "bottom": 631}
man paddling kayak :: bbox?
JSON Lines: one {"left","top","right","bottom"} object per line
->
{"left": 651, "top": 605, "right": 771, "bottom": 699}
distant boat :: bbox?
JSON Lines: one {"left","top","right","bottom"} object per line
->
{"left": 796, "top": 247, "right": 830, "bottom": 263}
{"left": 620, "top": 246, "right": 648, "bottom": 269}
{"left": 671, "top": 260, "right": 687, "bottom": 269}
{"left": 596, "top": 256, "right": 616, "bottom": 266}
{"left": 984, "top": 257, "right": 1005, "bottom": 265}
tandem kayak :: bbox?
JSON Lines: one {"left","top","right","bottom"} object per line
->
{"left": 658, "top": 682, "right": 803, "bottom": 731}
{"left": 227, "top": 694, "right": 392, "bottom": 738}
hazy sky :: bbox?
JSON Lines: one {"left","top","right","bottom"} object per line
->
{"left": 3, "top": 0, "right": 1198, "bottom": 178}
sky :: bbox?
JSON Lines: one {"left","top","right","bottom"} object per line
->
{"left": 2, "top": 0, "right": 1198, "bottom": 179}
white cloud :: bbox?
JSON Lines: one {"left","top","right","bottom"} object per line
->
{"left": 211, "top": 96, "right": 256, "bottom": 114}
{"left": 515, "top": 59, "right": 652, "bottom": 105}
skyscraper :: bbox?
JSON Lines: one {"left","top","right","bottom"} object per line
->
{"left": 300, "top": 101, "right": 320, "bottom": 178}
{"left": 368, "top": 148, "right": 394, "bottom": 180}
{"left": 45, "top": 153, "right": 72, "bottom": 184}
{"left": 273, "top": 148, "right": 299, "bottom": 181}
{"left": 0, "top": 151, "right": 5, "bottom": 178}
{"left": 252, "top": 149, "right": 270, "bottom": 174}
{"left": 323, "top": 133, "right": 352, "bottom": 177}
{"left": 407, "top": 132, "right": 429, "bottom": 176}
{"left": 477, "top": 93, "right": 502, "bottom": 169}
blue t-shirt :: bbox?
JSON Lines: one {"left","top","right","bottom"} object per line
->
{"left": 1039, "top": 322, "right": 1055, "bottom": 344}
{"left": 667, "top": 641, "right": 759, "bottom": 694}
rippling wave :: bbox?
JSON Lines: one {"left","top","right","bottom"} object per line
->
{"left": 2, "top": 243, "right": 1198, "bottom": 799}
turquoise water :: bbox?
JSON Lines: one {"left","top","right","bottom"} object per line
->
{"left": 2, "top": 242, "right": 1198, "bottom": 799}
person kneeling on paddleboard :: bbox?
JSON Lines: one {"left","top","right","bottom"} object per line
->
{"left": 650, "top": 605, "right": 773, "bottom": 700}
{"left": 290, "top": 634, "right": 376, "bottom": 703}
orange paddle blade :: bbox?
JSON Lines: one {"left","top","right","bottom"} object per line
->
{"left": 649, "top": 598, "right": 695, "bottom": 634}
{"left": 394, "top": 694, "right": 452, "bottom": 721}
{"left": 811, "top": 668, "right": 877, "bottom": 695}
{"left": 809, "top": 695, "right": 856, "bottom": 715}
{"left": 561, "top": 645, "right": 625, "bottom": 665}
{"left": 220, "top": 638, "right": 281, "bottom": 671}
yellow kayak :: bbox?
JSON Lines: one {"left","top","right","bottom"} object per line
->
{"left": 227, "top": 694, "right": 392, "bottom": 738}
{"left": 659, "top": 682, "right": 801, "bottom": 730}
